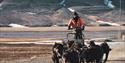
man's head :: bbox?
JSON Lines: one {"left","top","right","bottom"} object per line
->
{"left": 74, "top": 12, "right": 78, "bottom": 16}
{"left": 73, "top": 12, "right": 79, "bottom": 21}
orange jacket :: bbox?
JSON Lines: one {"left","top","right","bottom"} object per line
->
{"left": 68, "top": 17, "right": 85, "bottom": 28}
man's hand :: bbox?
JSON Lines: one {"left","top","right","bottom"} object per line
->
{"left": 68, "top": 28, "right": 70, "bottom": 30}
{"left": 82, "top": 26, "right": 85, "bottom": 30}
{"left": 68, "top": 28, "right": 73, "bottom": 30}
{"left": 68, "top": 26, "right": 71, "bottom": 30}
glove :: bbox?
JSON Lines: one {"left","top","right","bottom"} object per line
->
{"left": 68, "top": 26, "right": 71, "bottom": 30}
{"left": 82, "top": 26, "right": 85, "bottom": 30}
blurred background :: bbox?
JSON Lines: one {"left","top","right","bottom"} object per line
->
{"left": 0, "top": 0, "right": 124, "bottom": 27}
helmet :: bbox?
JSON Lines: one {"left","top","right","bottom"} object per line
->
{"left": 74, "top": 12, "right": 78, "bottom": 16}
{"left": 73, "top": 12, "right": 79, "bottom": 20}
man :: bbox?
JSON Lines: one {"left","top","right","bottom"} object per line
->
{"left": 68, "top": 12, "right": 85, "bottom": 41}
{"left": 68, "top": 12, "right": 85, "bottom": 30}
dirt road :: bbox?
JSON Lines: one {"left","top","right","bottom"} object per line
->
{"left": 0, "top": 26, "right": 124, "bottom": 63}
{"left": 0, "top": 42, "right": 124, "bottom": 63}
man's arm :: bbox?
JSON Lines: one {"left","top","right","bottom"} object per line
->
{"left": 80, "top": 18, "right": 85, "bottom": 30}
{"left": 68, "top": 19, "right": 73, "bottom": 30}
